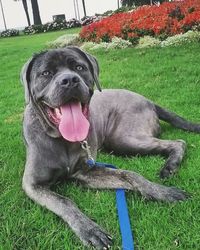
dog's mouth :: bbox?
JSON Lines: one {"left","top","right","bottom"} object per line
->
{"left": 42, "top": 100, "right": 90, "bottom": 142}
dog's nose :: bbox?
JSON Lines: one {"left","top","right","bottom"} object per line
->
{"left": 60, "top": 75, "right": 80, "bottom": 86}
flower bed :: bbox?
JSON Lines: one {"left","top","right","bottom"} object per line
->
{"left": 80, "top": 0, "right": 200, "bottom": 43}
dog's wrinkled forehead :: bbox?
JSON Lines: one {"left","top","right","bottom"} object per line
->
{"left": 32, "top": 49, "right": 89, "bottom": 74}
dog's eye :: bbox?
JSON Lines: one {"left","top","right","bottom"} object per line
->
{"left": 76, "top": 65, "right": 84, "bottom": 71}
{"left": 42, "top": 71, "right": 52, "bottom": 76}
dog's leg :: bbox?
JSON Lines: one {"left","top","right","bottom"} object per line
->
{"left": 72, "top": 166, "right": 188, "bottom": 202}
{"left": 105, "top": 136, "right": 186, "bottom": 179}
{"left": 22, "top": 167, "right": 112, "bottom": 249}
{"left": 159, "top": 139, "right": 186, "bottom": 179}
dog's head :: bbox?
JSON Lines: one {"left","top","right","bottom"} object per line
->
{"left": 21, "top": 47, "right": 101, "bottom": 141}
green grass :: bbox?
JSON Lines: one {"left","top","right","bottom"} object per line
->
{"left": 0, "top": 29, "right": 200, "bottom": 250}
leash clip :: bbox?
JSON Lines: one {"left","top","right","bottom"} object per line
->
{"left": 81, "top": 140, "right": 94, "bottom": 162}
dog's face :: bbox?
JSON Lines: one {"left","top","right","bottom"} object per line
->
{"left": 21, "top": 47, "right": 101, "bottom": 141}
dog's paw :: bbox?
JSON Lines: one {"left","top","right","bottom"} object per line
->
{"left": 162, "top": 186, "right": 190, "bottom": 202}
{"left": 159, "top": 167, "right": 174, "bottom": 179}
{"left": 143, "top": 183, "right": 190, "bottom": 202}
{"left": 159, "top": 162, "right": 179, "bottom": 179}
{"left": 79, "top": 224, "right": 112, "bottom": 249}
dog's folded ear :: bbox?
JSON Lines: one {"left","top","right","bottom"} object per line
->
{"left": 68, "top": 46, "right": 102, "bottom": 92}
{"left": 84, "top": 52, "right": 101, "bottom": 92}
{"left": 21, "top": 51, "right": 48, "bottom": 104}
{"left": 20, "top": 57, "right": 35, "bottom": 104}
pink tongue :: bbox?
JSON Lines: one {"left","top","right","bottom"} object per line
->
{"left": 59, "top": 102, "right": 90, "bottom": 142}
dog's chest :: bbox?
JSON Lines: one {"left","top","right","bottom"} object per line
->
{"left": 62, "top": 143, "right": 88, "bottom": 176}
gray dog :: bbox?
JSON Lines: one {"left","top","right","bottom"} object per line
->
{"left": 21, "top": 47, "right": 199, "bottom": 249}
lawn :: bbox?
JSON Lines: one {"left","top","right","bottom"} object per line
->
{"left": 0, "top": 29, "right": 200, "bottom": 250}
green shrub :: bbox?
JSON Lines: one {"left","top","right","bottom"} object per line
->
{"left": 80, "top": 31, "right": 200, "bottom": 51}
{"left": 87, "top": 42, "right": 109, "bottom": 50}
{"left": 113, "top": 6, "right": 135, "bottom": 14}
{"left": 80, "top": 37, "right": 132, "bottom": 51}
{"left": 136, "top": 36, "right": 161, "bottom": 49}
{"left": 47, "top": 34, "right": 80, "bottom": 48}
{"left": 80, "top": 42, "right": 98, "bottom": 50}
{"left": 23, "top": 24, "right": 43, "bottom": 34}
{"left": 23, "top": 19, "right": 81, "bottom": 35}
{"left": 107, "top": 37, "right": 132, "bottom": 49}
{"left": 160, "top": 30, "right": 200, "bottom": 47}
{"left": 0, "top": 29, "right": 19, "bottom": 38}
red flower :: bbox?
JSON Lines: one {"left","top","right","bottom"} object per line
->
{"left": 80, "top": 0, "right": 200, "bottom": 43}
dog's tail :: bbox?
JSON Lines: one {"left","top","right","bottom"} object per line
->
{"left": 155, "top": 104, "right": 200, "bottom": 133}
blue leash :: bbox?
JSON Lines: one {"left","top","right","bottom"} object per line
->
{"left": 87, "top": 159, "right": 134, "bottom": 250}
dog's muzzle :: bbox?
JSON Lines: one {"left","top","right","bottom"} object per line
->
{"left": 39, "top": 73, "right": 92, "bottom": 143}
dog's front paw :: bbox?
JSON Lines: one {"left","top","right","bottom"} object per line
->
{"left": 143, "top": 183, "right": 190, "bottom": 202}
{"left": 162, "top": 186, "right": 191, "bottom": 202}
{"left": 166, "top": 187, "right": 191, "bottom": 202}
{"left": 78, "top": 224, "right": 112, "bottom": 249}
